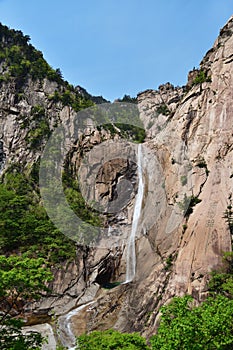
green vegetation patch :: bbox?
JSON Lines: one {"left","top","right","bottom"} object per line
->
{"left": 0, "top": 168, "right": 76, "bottom": 264}
{"left": 78, "top": 329, "right": 150, "bottom": 350}
{"left": 156, "top": 103, "right": 170, "bottom": 116}
{"left": 192, "top": 69, "right": 211, "bottom": 85}
{"left": 150, "top": 295, "right": 233, "bottom": 349}
{"left": 101, "top": 122, "right": 146, "bottom": 143}
{"left": 0, "top": 23, "right": 63, "bottom": 86}
{"left": 48, "top": 89, "right": 94, "bottom": 112}
{"left": 178, "top": 194, "right": 202, "bottom": 217}
{"left": 0, "top": 254, "right": 52, "bottom": 350}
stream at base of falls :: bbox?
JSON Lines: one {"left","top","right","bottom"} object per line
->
{"left": 24, "top": 143, "right": 144, "bottom": 348}
{"left": 57, "top": 301, "right": 95, "bottom": 349}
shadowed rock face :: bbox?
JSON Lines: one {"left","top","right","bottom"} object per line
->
{"left": 0, "top": 140, "right": 6, "bottom": 172}
{"left": 1, "top": 16, "right": 233, "bottom": 344}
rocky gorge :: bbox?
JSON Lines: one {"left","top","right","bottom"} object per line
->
{"left": 0, "top": 15, "right": 233, "bottom": 349}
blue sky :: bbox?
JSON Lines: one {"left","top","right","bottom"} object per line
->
{"left": 0, "top": 0, "right": 233, "bottom": 101}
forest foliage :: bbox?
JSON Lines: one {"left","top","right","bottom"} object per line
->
{"left": 0, "top": 255, "right": 52, "bottom": 349}
{"left": 0, "top": 22, "right": 232, "bottom": 350}
{"left": 73, "top": 253, "right": 233, "bottom": 350}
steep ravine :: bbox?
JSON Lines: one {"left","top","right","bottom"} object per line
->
{"left": 1, "top": 16, "right": 233, "bottom": 347}
{"left": 67, "top": 16, "right": 233, "bottom": 337}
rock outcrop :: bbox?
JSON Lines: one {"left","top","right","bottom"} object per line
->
{"left": 124, "top": 15, "right": 233, "bottom": 335}
{"left": 1, "top": 16, "right": 233, "bottom": 346}
{"left": 71, "top": 15, "right": 233, "bottom": 336}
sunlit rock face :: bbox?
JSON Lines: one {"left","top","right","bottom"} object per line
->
{"left": 79, "top": 15, "right": 233, "bottom": 336}
{"left": 1, "top": 16, "right": 233, "bottom": 344}
{"left": 122, "top": 15, "right": 233, "bottom": 335}
{"left": 57, "top": 16, "right": 233, "bottom": 338}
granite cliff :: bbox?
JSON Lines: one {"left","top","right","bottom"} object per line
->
{"left": 0, "top": 16, "right": 233, "bottom": 349}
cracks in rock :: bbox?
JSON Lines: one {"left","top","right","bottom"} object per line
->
{"left": 170, "top": 156, "right": 210, "bottom": 268}
{"left": 223, "top": 194, "right": 233, "bottom": 242}
{"left": 179, "top": 85, "right": 208, "bottom": 146}
{"left": 53, "top": 290, "right": 88, "bottom": 318}
{"left": 48, "top": 247, "right": 94, "bottom": 301}
{"left": 181, "top": 90, "right": 201, "bottom": 105}
{"left": 216, "top": 142, "right": 233, "bottom": 160}
{"left": 58, "top": 275, "right": 82, "bottom": 298}
{"left": 0, "top": 140, "right": 6, "bottom": 173}
{"left": 137, "top": 244, "right": 179, "bottom": 331}
{"left": 154, "top": 244, "right": 163, "bottom": 262}
{"left": 224, "top": 57, "right": 233, "bottom": 64}
{"left": 96, "top": 158, "right": 137, "bottom": 216}
{"left": 86, "top": 287, "right": 126, "bottom": 332}
{"left": 181, "top": 109, "right": 197, "bottom": 144}
{"left": 195, "top": 159, "right": 209, "bottom": 198}
{"left": 89, "top": 250, "right": 112, "bottom": 270}
{"left": 47, "top": 274, "right": 83, "bottom": 301}
{"left": 82, "top": 246, "right": 90, "bottom": 284}
{"left": 94, "top": 250, "right": 122, "bottom": 287}
{"left": 147, "top": 270, "right": 174, "bottom": 331}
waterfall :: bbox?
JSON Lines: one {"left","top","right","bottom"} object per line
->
{"left": 57, "top": 301, "right": 94, "bottom": 349}
{"left": 125, "top": 144, "right": 144, "bottom": 283}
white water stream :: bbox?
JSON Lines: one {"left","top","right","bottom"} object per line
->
{"left": 32, "top": 145, "right": 144, "bottom": 348}
{"left": 125, "top": 144, "right": 144, "bottom": 283}
{"left": 57, "top": 301, "right": 94, "bottom": 350}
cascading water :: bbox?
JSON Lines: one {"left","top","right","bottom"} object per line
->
{"left": 57, "top": 301, "right": 94, "bottom": 350}
{"left": 125, "top": 144, "right": 144, "bottom": 283}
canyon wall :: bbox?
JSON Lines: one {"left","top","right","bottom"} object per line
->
{"left": 1, "top": 16, "right": 233, "bottom": 346}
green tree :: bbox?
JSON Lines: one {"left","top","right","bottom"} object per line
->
{"left": 0, "top": 317, "right": 43, "bottom": 350}
{"left": 77, "top": 329, "right": 150, "bottom": 350}
{"left": 0, "top": 255, "right": 52, "bottom": 350}
{"left": 208, "top": 252, "right": 233, "bottom": 297}
{"left": 150, "top": 295, "right": 233, "bottom": 350}
{"left": 117, "top": 94, "right": 137, "bottom": 103}
{"left": 192, "top": 69, "right": 211, "bottom": 85}
{"left": 0, "top": 184, "right": 29, "bottom": 251}
{"left": 0, "top": 178, "right": 76, "bottom": 263}
{"left": 0, "top": 254, "right": 52, "bottom": 317}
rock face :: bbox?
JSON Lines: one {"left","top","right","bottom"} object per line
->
{"left": 1, "top": 16, "right": 233, "bottom": 345}
{"left": 137, "top": 83, "right": 185, "bottom": 140}
{"left": 123, "top": 15, "right": 233, "bottom": 335}
{"left": 23, "top": 323, "right": 57, "bottom": 350}
{"left": 73, "top": 15, "right": 233, "bottom": 336}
